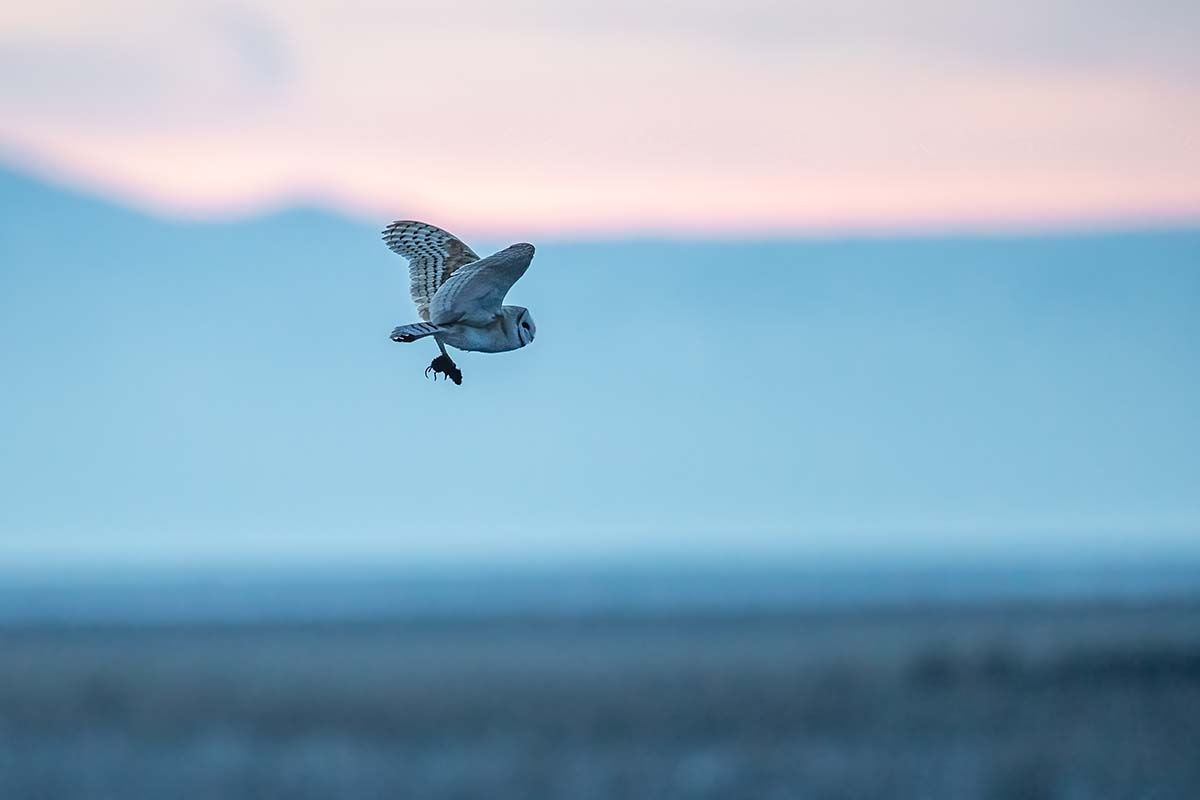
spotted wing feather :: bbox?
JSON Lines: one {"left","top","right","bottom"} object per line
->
{"left": 381, "top": 221, "right": 480, "bottom": 321}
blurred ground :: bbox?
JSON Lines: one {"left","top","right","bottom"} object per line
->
{"left": 2, "top": 601, "right": 1198, "bottom": 799}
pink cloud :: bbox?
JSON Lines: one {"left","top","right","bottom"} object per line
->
{"left": 2, "top": 0, "right": 1198, "bottom": 233}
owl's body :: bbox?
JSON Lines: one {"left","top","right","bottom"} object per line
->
{"left": 440, "top": 306, "right": 533, "bottom": 353}
{"left": 392, "top": 305, "right": 533, "bottom": 353}
{"left": 381, "top": 221, "right": 537, "bottom": 384}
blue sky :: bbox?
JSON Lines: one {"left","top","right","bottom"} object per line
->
{"left": 2, "top": 168, "right": 1198, "bottom": 569}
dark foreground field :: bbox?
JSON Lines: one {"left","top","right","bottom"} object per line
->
{"left": 2, "top": 602, "right": 1199, "bottom": 800}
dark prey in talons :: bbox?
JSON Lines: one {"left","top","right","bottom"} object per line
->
{"left": 426, "top": 354, "right": 463, "bottom": 385}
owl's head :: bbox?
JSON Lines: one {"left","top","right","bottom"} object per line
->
{"left": 512, "top": 306, "right": 537, "bottom": 347}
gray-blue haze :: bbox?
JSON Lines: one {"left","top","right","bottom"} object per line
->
{"left": 1, "top": 167, "right": 1199, "bottom": 569}
{"left": 2, "top": 564, "right": 1200, "bottom": 626}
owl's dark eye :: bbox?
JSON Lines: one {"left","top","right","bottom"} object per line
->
{"left": 522, "top": 322, "right": 531, "bottom": 330}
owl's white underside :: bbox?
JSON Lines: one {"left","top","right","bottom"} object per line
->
{"left": 437, "top": 305, "right": 530, "bottom": 353}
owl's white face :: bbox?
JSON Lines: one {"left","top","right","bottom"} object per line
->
{"left": 514, "top": 307, "right": 536, "bottom": 348}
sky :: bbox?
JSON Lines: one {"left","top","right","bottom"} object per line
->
{"left": 1, "top": 168, "right": 1199, "bottom": 570}
{"left": 2, "top": 0, "right": 1199, "bottom": 235}
{"left": 1, "top": 4, "right": 1198, "bottom": 572}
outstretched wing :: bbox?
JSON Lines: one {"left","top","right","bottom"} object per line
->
{"left": 381, "top": 221, "right": 480, "bottom": 321}
{"left": 429, "top": 243, "right": 535, "bottom": 326}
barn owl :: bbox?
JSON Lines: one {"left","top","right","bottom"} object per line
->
{"left": 382, "top": 221, "right": 537, "bottom": 385}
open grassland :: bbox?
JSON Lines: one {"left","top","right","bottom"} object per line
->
{"left": 2, "top": 602, "right": 1199, "bottom": 799}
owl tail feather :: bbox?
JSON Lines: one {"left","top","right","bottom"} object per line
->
{"left": 390, "top": 322, "right": 444, "bottom": 343}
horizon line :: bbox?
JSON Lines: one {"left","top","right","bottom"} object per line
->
{"left": 5, "top": 156, "right": 1200, "bottom": 243}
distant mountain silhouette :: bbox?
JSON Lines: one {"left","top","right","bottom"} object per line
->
{"left": 2, "top": 164, "right": 1199, "bottom": 568}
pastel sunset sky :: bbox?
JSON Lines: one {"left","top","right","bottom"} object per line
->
{"left": 2, "top": 0, "right": 1198, "bottom": 235}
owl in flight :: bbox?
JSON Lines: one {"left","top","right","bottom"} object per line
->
{"left": 382, "top": 220, "right": 537, "bottom": 385}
